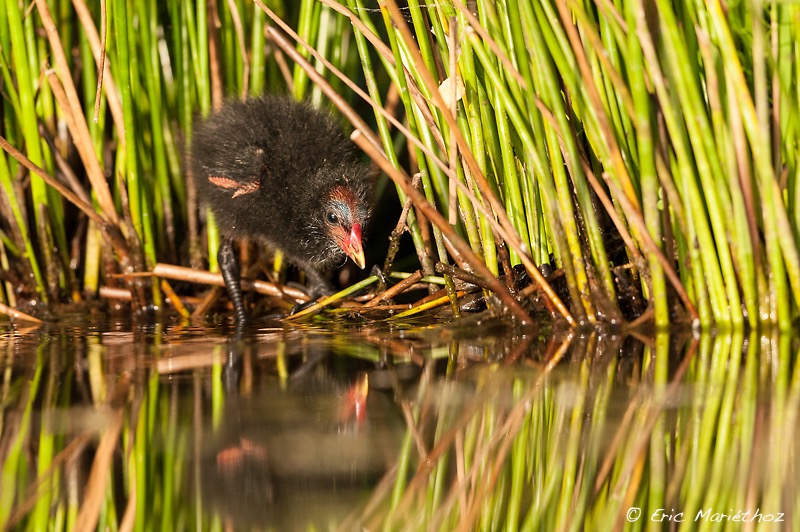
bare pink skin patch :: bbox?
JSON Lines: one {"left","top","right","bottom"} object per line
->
{"left": 329, "top": 183, "right": 360, "bottom": 206}
{"left": 208, "top": 176, "right": 261, "bottom": 198}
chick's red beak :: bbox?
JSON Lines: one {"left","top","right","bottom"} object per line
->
{"left": 344, "top": 223, "right": 366, "bottom": 269}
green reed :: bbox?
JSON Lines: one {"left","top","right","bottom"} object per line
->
{"left": 326, "top": 0, "right": 800, "bottom": 329}
{"left": 0, "top": 0, "right": 799, "bottom": 329}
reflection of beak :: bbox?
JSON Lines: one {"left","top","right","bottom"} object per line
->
{"left": 345, "top": 223, "right": 366, "bottom": 269}
{"left": 339, "top": 372, "right": 369, "bottom": 427}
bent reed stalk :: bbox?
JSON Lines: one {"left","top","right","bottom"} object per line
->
{"left": 0, "top": 0, "right": 798, "bottom": 330}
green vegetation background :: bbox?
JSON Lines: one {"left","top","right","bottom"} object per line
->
{"left": 2, "top": 0, "right": 800, "bottom": 329}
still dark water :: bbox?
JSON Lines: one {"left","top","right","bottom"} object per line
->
{"left": 1, "top": 314, "right": 798, "bottom": 530}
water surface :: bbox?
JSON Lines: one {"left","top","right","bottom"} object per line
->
{"left": 1, "top": 315, "right": 797, "bottom": 530}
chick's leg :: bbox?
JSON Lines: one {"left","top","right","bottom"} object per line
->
{"left": 301, "top": 267, "right": 335, "bottom": 299}
{"left": 285, "top": 265, "right": 336, "bottom": 315}
{"left": 218, "top": 238, "right": 249, "bottom": 325}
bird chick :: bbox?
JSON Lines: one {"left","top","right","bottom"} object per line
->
{"left": 191, "top": 95, "right": 372, "bottom": 323}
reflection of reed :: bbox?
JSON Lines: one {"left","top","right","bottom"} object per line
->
{"left": 1, "top": 328, "right": 798, "bottom": 530}
{"left": 357, "top": 333, "right": 800, "bottom": 531}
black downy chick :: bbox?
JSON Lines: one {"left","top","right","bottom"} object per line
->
{"left": 191, "top": 96, "right": 372, "bottom": 323}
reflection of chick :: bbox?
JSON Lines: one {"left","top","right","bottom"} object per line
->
{"left": 191, "top": 96, "right": 372, "bottom": 323}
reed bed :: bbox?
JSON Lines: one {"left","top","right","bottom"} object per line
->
{"left": 0, "top": 0, "right": 798, "bottom": 330}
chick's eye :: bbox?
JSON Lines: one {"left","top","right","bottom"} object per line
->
{"left": 326, "top": 211, "right": 339, "bottom": 225}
